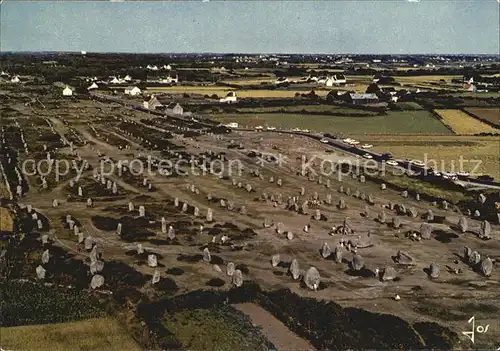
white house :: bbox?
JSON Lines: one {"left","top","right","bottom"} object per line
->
{"left": 225, "top": 122, "right": 239, "bottom": 129}
{"left": 124, "top": 75, "right": 132, "bottom": 82}
{"left": 163, "top": 64, "right": 172, "bottom": 70}
{"left": 166, "top": 103, "right": 183, "bottom": 115}
{"left": 219, "top": 91, "right": 237, "bottom": 104}
{"left": 62, "top": 86, "right": 73, "bottom": 96}
{"left": 10, "top": 76, "right": 20, "bottom": 83}
{"left": 160, "top": 75, "right": 178, "bottom": 84}
{"left": 325, "top": 74, "right": 347, "bottom": 87}
{"left": 110, "top": 76, "right": 121, "bottom": 84}
{"left": 147, "top": 65, "right": 159, "bottom": 71}
{"left": 87, "top": 82, "right": 99, "bottom": 90}
{"left": 143, "top": 95, "right": 163, "bottom": 110}
{"left": 124, "top": 86, "right": 141, "bottom": 96}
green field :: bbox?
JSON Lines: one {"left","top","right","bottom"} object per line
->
{"left": 0, "top": 317, "right": 141, "bottom": 351}
{"left": 162, "top": 307, "right": 274, "bottom": 351}
{"left": 212, "top": 111, "right": 452, "bottom": 135}
{"left": 204, "top": 104, "right": 378, "bottom": 116}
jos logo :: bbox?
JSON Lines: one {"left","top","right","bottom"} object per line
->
{"left": 462, "top": 316, "right": 490, "bottom": 344}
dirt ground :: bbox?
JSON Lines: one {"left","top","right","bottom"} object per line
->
{"left": 3, "top": 94, "right": 499, "bottom": 349}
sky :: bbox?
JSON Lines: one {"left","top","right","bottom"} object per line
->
{"left": 1, "top": 0, "right": 499, "bottom": 54}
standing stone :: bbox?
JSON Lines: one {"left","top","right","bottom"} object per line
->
{"left": 161, "top": 217, "right": 167, "bottom": 234}
{"left": 420, "top": 223, "right": 433, "bottom": 239}
{"left": 469, "top": 251, "right": 481, "bottom": 265}
{"left": 206, "top": 208, "right": 213, "bottom": 222}
{"left": 401, "top": 190, "right": 408, "bottom": 198}
{"left": 181, "top": 202, "right": 188, "bottom": 212}
{"left": 378, "top": 211, "right": 387, "bottom": 224}
{"left": 392, "top": 216, "right": 402, "bottom": 229}
{"left": 351, "top": 255, "right": 365, "bottom": 271}
{"left": 271, "top": 254, "right": 280, "bottom": 267}
{"left": 27, "top": 204, "right": 32, "bottom": 213}
{"left": 276, "top": 222, "right": 284, "bottom": 235}
{"left": 338, "top": 198, "right": 346, "bottom": 209}
{"left": 148, "top": 254, "right": 158, "bottom": 267}
{"left": 226, "top": 262, "right": 235, "bottom": 276}
{"left": 90, "top": 275, "right": 105, "bottom": 289}
{"left": 360, "top": 175, "right": 366, "bottom": 183}
{"left": 304, "top": 267, "right": 321, "bottom": 291}
{"left": 415, "top": 193, "right": 420, "bottom": 201}
{"left": 139, "top": 205, "right": 145, "bottom": 217}
{"left": 289, "top": 259, "right": 300, "bottom": 280}
{"left": 300, "top": 187, "right": 305, "bottom": 196}
{"left": 116, "top": 223, "right": 122, "bottom": 236}
{"left": 112, "top": 182, "right": 117, "bottom": 194}
{"left": 36, "top": 265, "right": 46, "bottom": 280}
{"left": 87, "top": 198, "right": 93, "bottom": 207}
{"left": 78, "top": 231, "right": 84, "bottom": 243}
{"left": 263, "top": 217, "right": 272, "bottom": 228}
{"left": 37, "top": 219, "right": 43, "bottom": 230}
{"left": 426, "top": 209, "right": 434, "bottom": 222}
{"left": 314, "top": 209, "right": 321, "bottom": 221}
{"left": 203, "top": 248, "right": 211, "bottom": 262}
{"left": 382, "top": 266, "right": 397, "bottom": 281}
{"left": 458, "top": 217, "right": 468, "bottom": 233}
{"left": 41, "top": 235, "right": 49, "bottom": 245}
{"left": 480, "top": 257, "right": 493, "bottom": 276}
{"left": 277, "top": 178, "right": 282, "bottom": 187}
{"left": 73, "top": 225, "right": 79, "bottom": 236}
{"left": 239, "top": 206, "right": 247, "bottom": 215}
{"left": 334, "top": 245, "right": 343, "bottom": 263}
{"left": 77, "top": 186, "right": 83, "bottom": 197}
{"left": 232, "top": 269, "right": 243, "bottom": 287}
{"left": 137, "top": 243, "right": 144, "bottom": 254}
{"left": 174, "top": 197, "right": 179, "bottom": 207}
{"left": 442, "top": 200, "right": 448, "bottom": 210}
{"left": 429, "top": 263, "right": 440, "bottom": 278}
{"left": 321, "top": 242, "right": 331, "bottom": 259}
{"left": 408, "top": 207, "right": 418, "bottom": 218}
{"left": 90, "top": 260, "right": 104, "bottom": 275}
{"left": 42, "top": 249, "right": 50, "bottom": 264}
{"left": 167, "top": 226, "right": 176, "bottom": 240}
{"left": 213, "top": 264, "right": 222, "bottom": 273}
{"left": 325, "top": 179, "right": 330, "bottom": 188}
{"left": 152, "top": 270, "right": 161, "bottom": 285}
{"left": 479, "top": 220, "right": 491, "bottom": 239}
{"left": 339, "top": 185, "right": 344, "bottom": 193}
{"left": 367, "top": 194, "right": 375, "bottom": 205}
{"left": 286, "top": 231, "right": 294, "bottom": 240}
{"left": 345, "top": 188, "right": 351, "bottom": 196}
{"left": 52, "top": 199, "right": 58, "bottom": 208}
{"left": 474, "top": 210, "right": 481, "bottom": 218}
{"left": 463, "top": 246, "right": 472, "bottom": 260}
{"left": 380, "top": 183, "right": 387, "bottom": 190}
{"left": 354, "top": 190, "right": 360, "bottom": 198}
{"left": 90, "top": 246, "right": 98, "bottom": 263}
{"left": 325, "top": 194, "right": 332, "bottom": 205}
{"left": 128, "top": 202, "right": 134, "bottom": 212}
{"left": 194, "top": 206, "right": 200, "bottom": 217}
{"left": 85, "top": 236, "right": 94, "bottom": 250}
{"left": 478, "top": 193, "right": 487, "bottom": 204}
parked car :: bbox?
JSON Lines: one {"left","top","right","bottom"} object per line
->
{"left": 363, "top": 153, "right": 373, "bottom": 159}
{"left": 380, "top": 152, "right": 393, "bottom": 160}
{"left": 477, "top": 175, "right": 494, "bottom": 182}
{"left": 386, "top": 160, "right": 399, "bottom": 166}
{"left": 361, "top": 144, "right": 373, "bottom": 149}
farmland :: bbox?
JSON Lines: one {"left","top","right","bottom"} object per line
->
{"left": 0, "top": 318, "right": 141, "bottom": 351}
{"left": 464, "top": 107, "right": 500, "bottom": 127}
{"left": 212, "top": 111, "right": 453, "bottom": 135}
{"left": 358, "top": 135, "right": 500, "bottom": 178}
{"left": 146, "top": 86, "right": 332, "bottom": 98}
{"left": 434, "top": 109, "right": 499, "bottom": 134}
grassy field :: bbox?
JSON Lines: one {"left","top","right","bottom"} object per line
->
{"left": 0, "top": 206, "right": 14, "bottom": 232}
{"left": 0, "top": 317, "right": 141, "bottom": 351}
{"left": 163, "top": 307, "right": 273, "bottom": 351}
{"left": 434, "top": 109, "right": 498, "bottom": 134}
{"left": 212, "top": 111, "right": 452, "bottom": 135}
{"left": 464, "top": 107, "right": 500, "bottom": 127}
{"left": 356, "top": 135, "right": 499, "bottom": 178}
{"left": 212, "top": 104, "right": 378, "bottom": 116}
{"left": 146, "top": 86, "right": 331, "bottom": 98}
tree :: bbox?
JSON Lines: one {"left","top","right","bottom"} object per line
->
{"left": 366, "top": 83, "right": 380, "bottom": 94}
